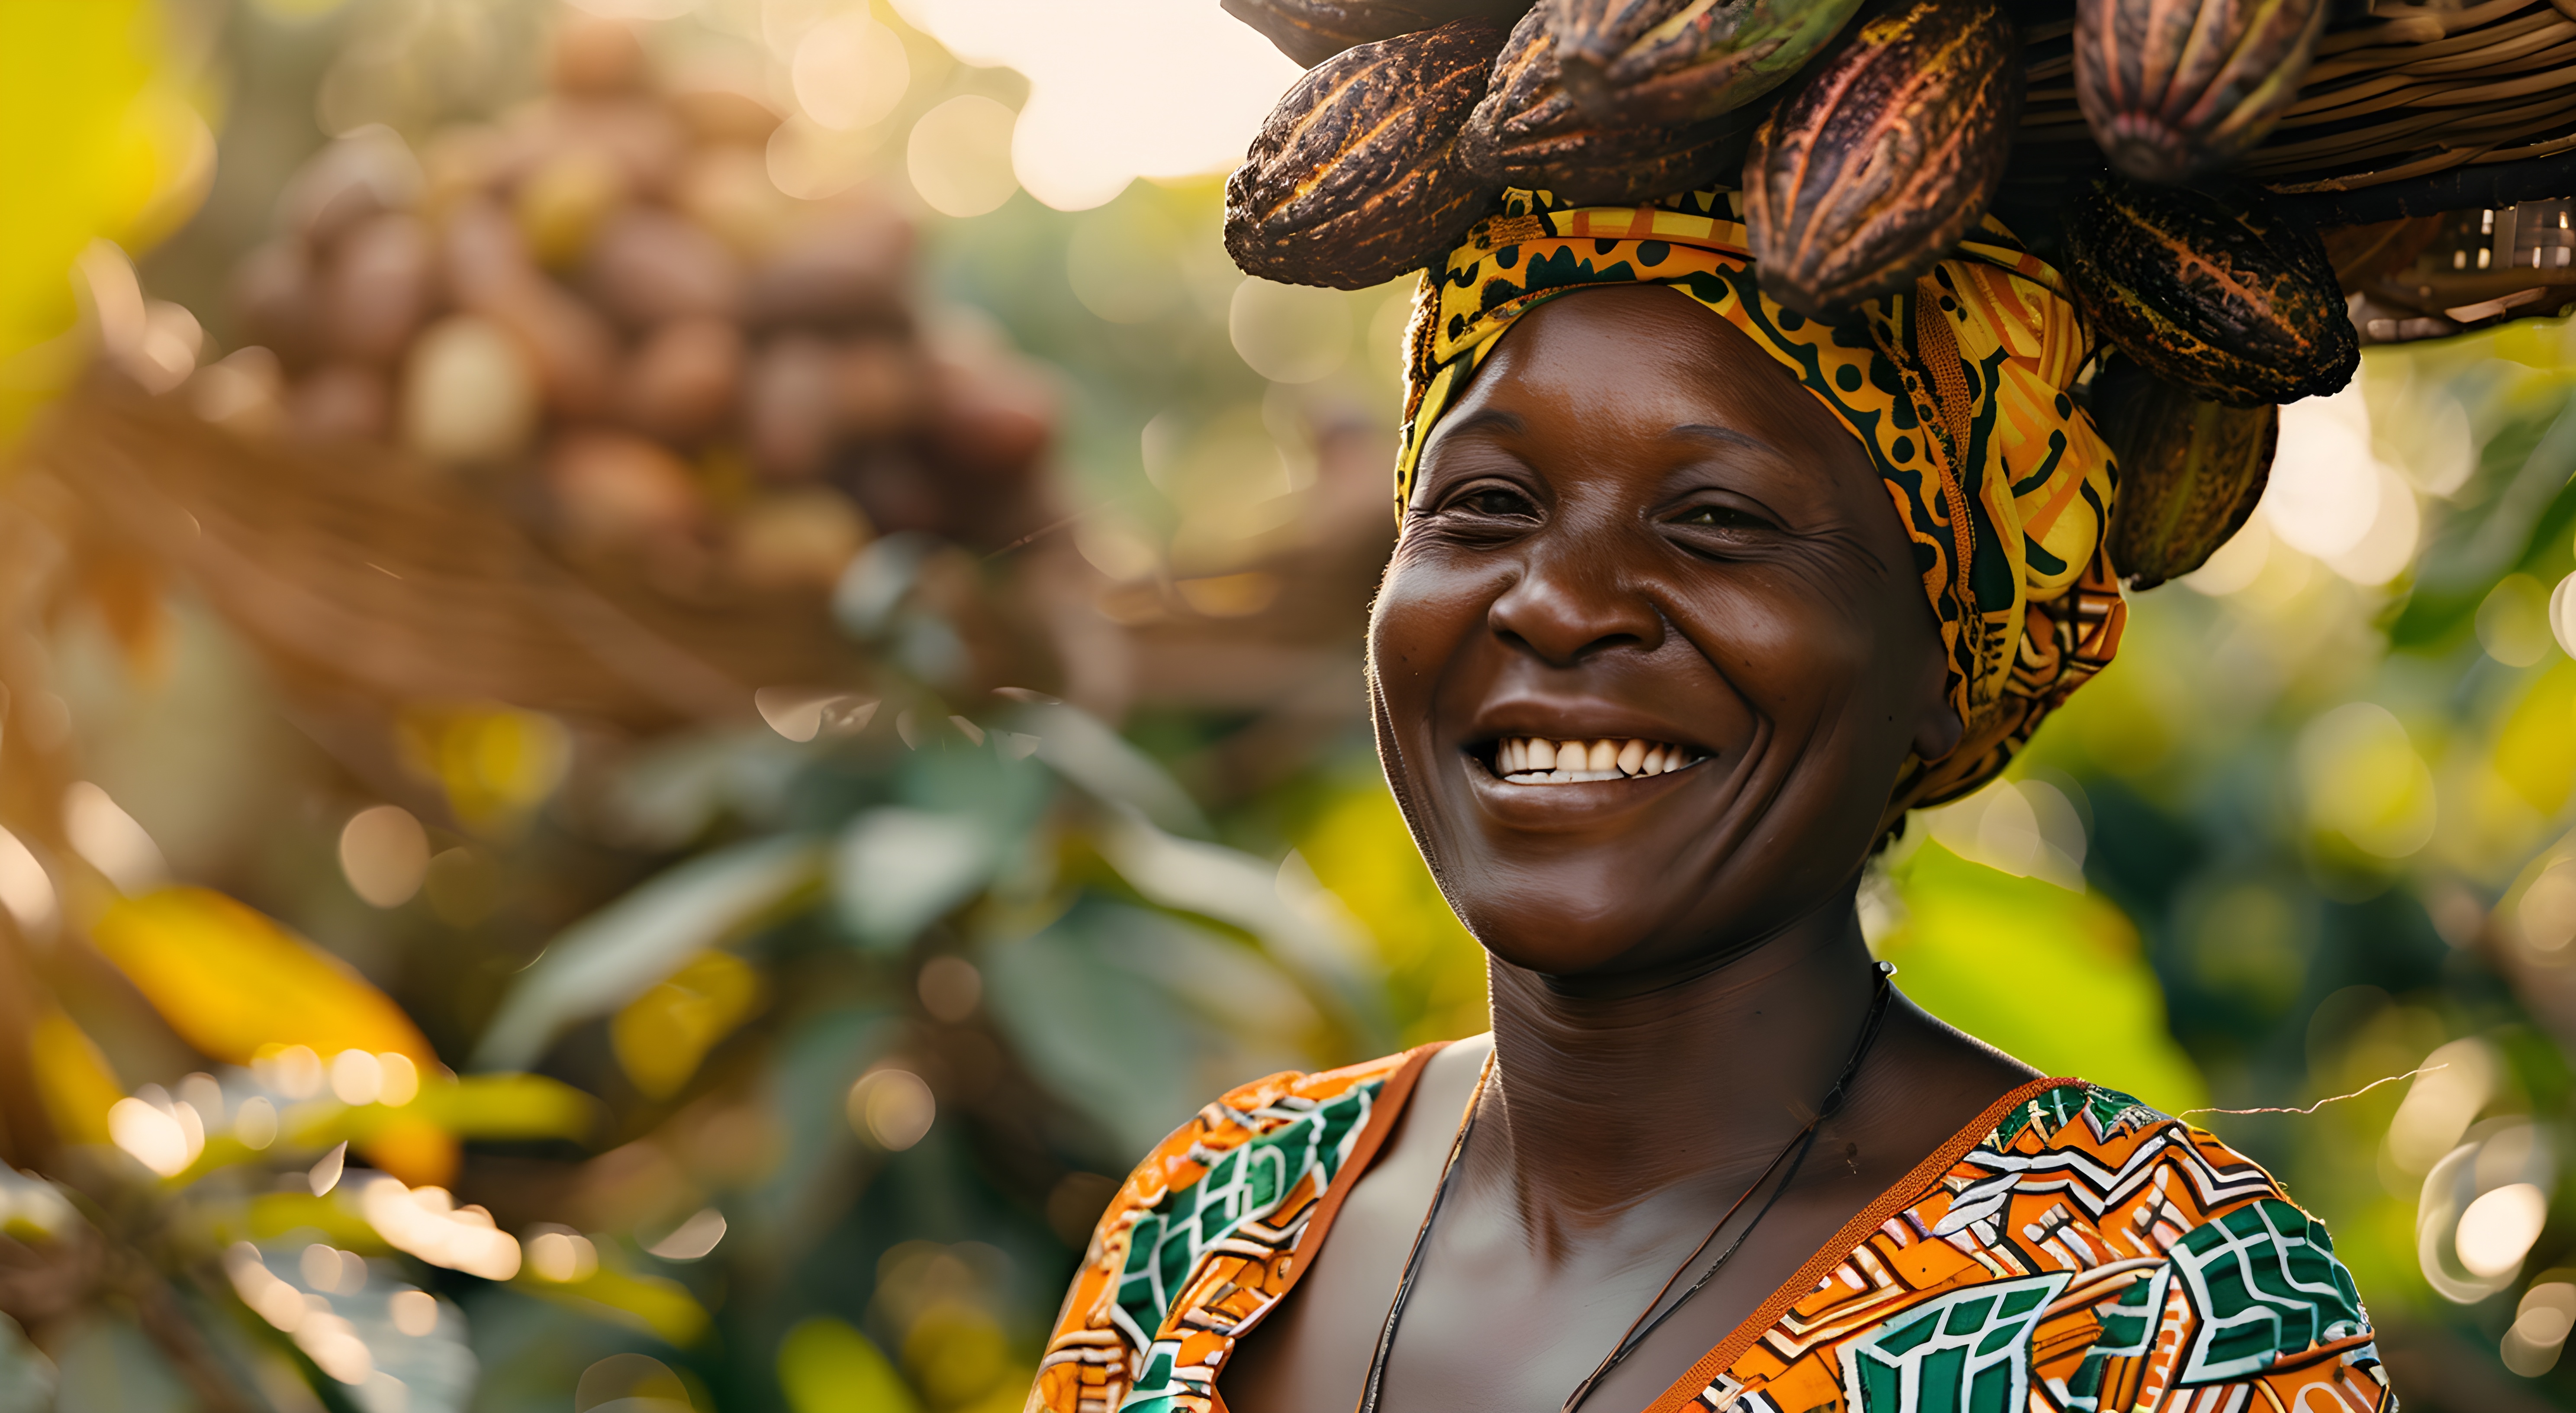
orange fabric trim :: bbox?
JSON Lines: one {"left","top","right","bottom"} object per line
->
{"left": 1638, "top": 1075, "right": 2081, "bottom": 1413}
{"left": 1258, "top": 1043, "right": 1447, "bottom": 1306}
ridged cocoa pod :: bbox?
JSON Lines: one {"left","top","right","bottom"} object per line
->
{"left": 2062, "top": 177, "right": 2357, "bottom": 406}
{"left": 1220, "top": 0, "right": 1533, "bottom": 66}
{"left": 2093, "top": 355, "right": 2275, "bottom": 589}
{"left": 1225, "top": 20, "right": 1506, "bottom": 290}
{"left": 1742, "top": 0, "right": 2021, "bottom": 317}
{"left": 2075, "top": 0, "right": 2323, "bottom": 185}
{"left": 1547, "top": 0, "right": 1867, "bottom": 126}
{"left": 1458, "top": 3, "right": 1754, "bottom": 203}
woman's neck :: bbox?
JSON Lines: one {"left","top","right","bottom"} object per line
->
{"left": 1469, "top": 898, "right": 1885, "bottom": 1243}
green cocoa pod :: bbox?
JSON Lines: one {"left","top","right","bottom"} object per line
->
{"left": 1220, "top": 0, "right": 1533, "bottom": 67}
{"left": 2074, "top": 0, "right": 2323, "bottom": 185}
{"left": 2093, "top": 355, "right": 2277, "bottom": 590}
{"left": 1742, "top": 0, "right": 2021, "bottom": 317}
{"left": 1224, "top": 19, "right": 1507, "bottom": 290}
{"left": 1546, "top": 0, "right": 1870, "bottom": 126}
{"left": 2062, "top": 177, "right": 2357, "bottom": 407}
{"left": 1458, "top": 3, "right": 1756, "bottom": 204}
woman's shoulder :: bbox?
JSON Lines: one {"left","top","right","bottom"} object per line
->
{"left": 1031, "top": 1048, "right": 1437, "bottom": 1413}
{"left": 1764, "top": 1076, "right": 2396, "bottom": 1413}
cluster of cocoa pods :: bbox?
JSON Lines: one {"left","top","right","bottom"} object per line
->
{"left": 199, "top": 15, "right": 1056, "bottom": 595}
{"left": 1222, "top": 0, "right": 2395, "bottom": 586}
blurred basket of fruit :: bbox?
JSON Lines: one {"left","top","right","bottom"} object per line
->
{"left": 15, "top": 15, "right": 1067, "bottom": 734}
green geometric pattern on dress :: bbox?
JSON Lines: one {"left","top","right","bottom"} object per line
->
{"left": 1838, "top": 1271, "right": 2070, "bottom": 1413}
{"left": 1986, "top": 1084, "right": 2159, "bottom": 1152}
{"left": 1112, "top": 1080, "right": 1384, "bottom": 1392}
{"left": 2061, "top": 1264, "right": 2170, "bottom": 1412}
{"left": 2171, "top": 1199, "right": 2371, "bottom": 1384}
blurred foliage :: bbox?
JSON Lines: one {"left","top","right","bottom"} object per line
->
{"left": 4, "top": 1, "right": 2576, "bottom": 1410}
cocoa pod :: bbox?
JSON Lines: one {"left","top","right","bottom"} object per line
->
{"left": 2092, "top": 355, "right": 2275, "bottom": 589}
{"left": 1548, "top": 0, "right": 1867, "bottom": 126}
{"left": 623, "top": 318, "right": 744, "bottom": 444}
{"left": 320, "top": 212, "right": 438, "bottom": 364}
{"left": 1742, "top": 0, "right": 2021, "bottom": 317}
{"left": 1224, "top": 19, "right": 1506, "bottom": 290}
{"left": 1219, "top": 0, "right": 1532, "bottom": 66}
{"left": 2062, "top": 177, "right": 2356, "bottom": 406}
{"left": 545, "top": 429, "right": 705, "bottom": 548}
{"left": 1459, "top": 3, "right": 1754, "bottom": 203}
{"left": 744, "top": 205, "right": 914, "bottom": 327}
{"left": 2074, "top": 0, "right": 2322, "bottom": 185}
{"left": 584, "top": 207, "right": 743, "bottom": 327}
{"left": 288, "top": 364, "right": 392, "bottom": 442}
{"left": 231, "top": 240, "right": 323, "bottom": 369}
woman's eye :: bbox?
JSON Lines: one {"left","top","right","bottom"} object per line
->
{"left": 1674, "top": 505, "right": 1765, "bottom": 530}
{"left": 1459, "top": 487, "right": 1535, "bottom": 516}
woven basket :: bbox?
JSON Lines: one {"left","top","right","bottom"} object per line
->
{"left": 12, "top": 387, "right": 876, "bottom": 735}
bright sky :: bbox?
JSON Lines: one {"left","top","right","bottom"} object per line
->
{"left": 887, "top": 0, "right": 1306, "bottom": 210}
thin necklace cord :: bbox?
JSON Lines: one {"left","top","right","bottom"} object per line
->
{"left": 1353, "top": 962, "right": 1897, "bottom": 1413}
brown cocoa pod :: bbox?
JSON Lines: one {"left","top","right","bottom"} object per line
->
{"left": 624, "top": 318, "right": 744, "bottom": 444}
{"left": 1548, "top": 0, "right": 1869, "bottom": 126}
{"left": 746, "top": 335, "right": 839, "bottom": 480}
{"left": 744, "top": 205, "right": 914, "bottom": 327}
{"left": 551, "top": 13, "right": 648, "bottom": 96}
{"left": 281, "top": 128, "right": 423, "bottom": 248}
{"left": 1224, "top": 19, "right": 1505, "bottom": 290}
{"left": 231, "top": 240, "right": 323, "bottom": 368}
{"left": 545, "top": 429, "right": 705, "bottom": 547}
{"left": 2092, "top": 355, "right": 2275, "bottom": 589}
{"left": 321, "top": 213, "right": 438, "bottom": 364}
{"left": 2075, "top": 0, "right": 2322, "bottom": 185}
{"left": 288, "top": 364, "right": 392, "bottom": 442}
{"left": 1219, "top": 0, "right": 1532, "bottom": 66}
{"left": 834, "top": 339, "right": 926, "bottom": 442}
{"left": 1743, "top": 0, "right": 2021, "bottom": 317}
{"left": 922, "top": 351, "right": 1054, "bottom": 483}
{"left": 1459, "top": 3, "right": 1753, "bottom": 204}
{"left": 2061, "top": 177, "right": 2356, "bottom": 406}
{"left": 584, "top": 207, "right": 742, "bottom": 327}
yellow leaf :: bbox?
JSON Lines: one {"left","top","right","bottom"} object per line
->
{"left": 89, "top": 887, "right": 435, "bottom": 1067}
{"left": 30, "top": 1006, "right": 122, "bottom": 1145}
{"left": 360, "top": 1113, "right": 458, "bottom": 1189}
{"left": 0, "top": 0, "right": 214, "bottom": 443}
{"left": 2494, "top": 660, "right": 2576, "bottom": 818}
{"left": 779, "top": 1317, "right": 920, "bottom": 1413}
{"left": 396, "top": 703, "right": 570, "bottom": 836}
{"left": 612, "top": 950, "right": 765, "bottom": 1100}
{"left": 406, "top": 1073, "right": 600, "bottom": 1142}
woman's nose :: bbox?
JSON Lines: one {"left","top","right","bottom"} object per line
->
{"left": 1487, "top": 542, "right": 1664, "bottom": 668}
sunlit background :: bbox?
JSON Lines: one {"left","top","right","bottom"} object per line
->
{"left": 2, "top": 0, "right": 2575, "bottom": 1409}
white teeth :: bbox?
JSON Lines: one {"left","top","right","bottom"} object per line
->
{"left": 1492, "top": 736, "right": 1700, "bottom": 785}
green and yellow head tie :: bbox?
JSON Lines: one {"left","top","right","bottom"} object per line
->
{"left": 1397, "top": 188, "right": 2129, "bottom": 824}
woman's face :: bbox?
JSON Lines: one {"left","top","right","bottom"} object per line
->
{"left": 1370, "top": 285, "right": 1960, "bottom": 983}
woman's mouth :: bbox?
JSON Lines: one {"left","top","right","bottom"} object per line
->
{"left": 1484, "top": 736, "right": 1706, "bottom": 785}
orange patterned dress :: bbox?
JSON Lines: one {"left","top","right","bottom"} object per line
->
{"left": 1029, "top": 1049, "right": 2396, "bottom": 1413}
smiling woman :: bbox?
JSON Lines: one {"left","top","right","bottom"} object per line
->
{"left": 1028, "top": 186, "right": 2395, "bottom": 1413}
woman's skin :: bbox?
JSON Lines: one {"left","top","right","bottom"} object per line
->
{"left": 1224, "top": 286, "right": 2037, "bottom": 1413}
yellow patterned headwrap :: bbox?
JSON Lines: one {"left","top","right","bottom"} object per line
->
{"left": 1397, "top": 188, "right": 2128, "bottom": 823}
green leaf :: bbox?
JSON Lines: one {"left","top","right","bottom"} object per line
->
{"left": 0, "top": 1314, "right": 55, "bottom": 1413}
{"left": 472, "top": 837, "right": 825, "bottom": 1071}
{"left": 834, "top": 807, "right": 1001, "bottom": 952}
{"left": 1095, "top": 807, "right": 1390, "bottom": 1049}
{"left": 983, "top": 900, "right": 1314, "bottom": 1160}
{"left": 1003, "top": 701, "right": 1209, "bottom": 838}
